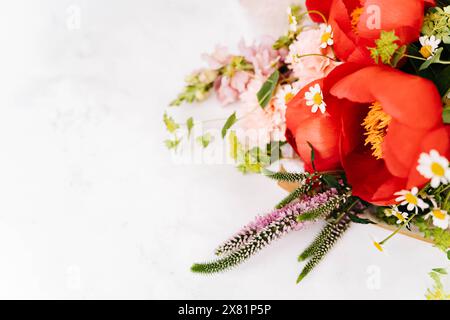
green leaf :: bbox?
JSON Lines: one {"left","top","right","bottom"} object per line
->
{"left": 447, "top": 250, "right": 450, "bottom": 260}
{"left": 221, "top": 112, "right": 237, "bottom": 138}
{"left": 196, "top": 133, "right": 213, "bottom": 148}
{"left": 443, "top": 107, "right": 450, "bottom": 124}
{"left": 164, "top": 138, "right": 181, "bottom": 150}
{"left": 419, "top": 48, "right": 444, "bottom": 71}
{"left": 163, "top": 113, "right": 179, "bottom": 133}
{"left": 432, "top": 268, "right": 448, "bottom": 275}
{"left": 257, "top": 70, "right": 280, "bottom": 109}
{"left": 348, "top": 213, "right": 376, "bottom": 225}
{"left": 186, "top": 117, "right": 194, "bottom": 137}
{"left": 391, "top": 45, "right": 407, "bottom": 67}
{"left": 369, "top": 31, "right": 399, "bottom": 65}
{"left": 322, "top": 174, "right": 340, "bottom": 188}
{"left": 307, "top": 141, "right": 316, "bottom": 172}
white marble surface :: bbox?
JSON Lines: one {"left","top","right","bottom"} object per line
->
{"left": 0, "top": 0, "right": 448, "bottom": 299}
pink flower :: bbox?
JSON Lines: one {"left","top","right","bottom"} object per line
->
{"left": 238, "top": 36, "right": 282, "bottom": 78}
{"left": 238, "top": 77, "right": 286, "bottom": 146}
{"left": 202, "top": 45, "right": 232, "bottom": 70}
{"left": 214, "top": 71, "right": 251, "bottom": 106}
{"left": 286, "top": 24, "right": 341, "bottom": 89}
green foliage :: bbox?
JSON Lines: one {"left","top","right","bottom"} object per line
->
{"left": 228, "top": 131, "right": 274, "bottom": 174}
{"left": 196, "top": 133, "right": 214, "bottom": 148}
{"left": 170, "top": 70, "right": 217, "bottom": 106}
{"left": 297, "top": 215, "right": 352, "bottom": 283}
{"left": 262, "top": 169, "right": 309, "bottom": 183}
{"left": 369, "top": 31, "right": 400, "bottom": 65}
{"left": 415, "top": 216, "right": 450, "bottom": 252}
{"left": 222, "top": 56, "right": 253, "bottom": 78}
{"left": 221, "top": 112, "right": 237, "bottom": 138}
{"left": 163, "top": 113, "right": 179, "bottom": 133}
{"left": 348, "top": 213, "right": 376, "bottom": 225}
{"left": 297, "top": 194, "right": 349, "bottom": 222}
{"left": 419, "top": 47, "right": 444, "bottom": 71}
{"left": 164, "top": 138, "right": 181, "bottom": 150}
{"left": 273, "top": 35, "right": 293, "bottom": 50}
{"left": 192, "top": 209, "right": 300, "bottom": 274}
{"left": 422, "top": 6, "right": 450, "bottom": 44}
{"left": 257, "top": 70, "right": 280, "bottom": 109}
{"left": 426, "top": 269, "right": 450, "bottom": 300}
{"left": 186, "top": 117, "right": 194, "bottom": 138}
{"left": 276, "top": 187, "right": 306, "bottom": 209}
{"left": 298, "top": 222, "right": 334, "bottom": 261}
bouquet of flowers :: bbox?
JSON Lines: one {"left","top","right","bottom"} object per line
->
{"left": 164, "top": 0, "right": 450, "bottom": 284}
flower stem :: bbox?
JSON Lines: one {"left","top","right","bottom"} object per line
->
{"left": 403, "top": 54, "right": 427, "bottom": 61}
{"left": 295, "top": 53, "right": 339, "bottom": 62}
{"left": 379, "top": 213, "right": 417, "bottom": 246}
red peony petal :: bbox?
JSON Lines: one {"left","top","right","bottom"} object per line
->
{"left": 305, "top": 0, "right": 333, "bottom": 23}
{"left": 330, "top": 66, "right": 442, "bottom": 129}
{"left": 357, "top": 0, "right": 426, "bottom": 44}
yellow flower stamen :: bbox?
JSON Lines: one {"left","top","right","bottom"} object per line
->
{"left": 405, "top": 193, "right": 418, "bottom": 205}
{"left": 431, "top": 162, "right": 445, "bottom": 177}
{"left": 420, "top": 45, "right": 433, "bottom": 59}
{"left": 432, "top": 209, "right": 446, "bottom": 220}
{"left": 285, "top": 92, "right": 294, "bottom": 104}
{"left": 394, "top": 212, "right": 406, "bottom": 223}
{"left": 351, "top": 7, "right": 364, "bottom": 34}
{"left": 373, "top": 241, "right": 383, "bottom": 252}
{"left": 313, "top": 93, "right": 323, "bottom": 105}
{"left": 362, "top": 102, "right": 392, "bottom": 160}
{"left": 321, "top": 33, "right": 331, "bottom": 45}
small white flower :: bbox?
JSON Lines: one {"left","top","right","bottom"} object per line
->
{"left": 394, "top": 187, "right": 429, "bottom": 213}
{"left": 320, "top": 24, "right": 334, "bottom": 49}
{"left": 305, "top": 84, "right": 327, "bottom": 114}
{"left": 392, "top": 207, "right": 409, "bottom": 225}
{"left": 425, "top": 208, "right": 450, "bottom": 230}
{"left": 274, "top": 84, "right": 299, "bottom": 111}
{"left": 419, "top": 35, "right": 441, "bottom": 60}
{"left": 417, "top": 149, "right": 450, "bottom": 188}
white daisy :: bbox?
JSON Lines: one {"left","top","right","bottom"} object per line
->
{"left": 394, "top": 187, "right": 429, "bottom": 213}
{"left": 425, "top": 208, "right": 449, "bottom": 230}
{"left": 419, "top": 35, "right": 441, "bottom": 60}
{"left": 417, "top": 150, "right": 450, "bottom": 188}
{"left": 305, "top": 84, "right": 327, "bottom": 114}
{"left": 391, "top": 207, "right": 409, "bottom": 224}
{"left": 274, "top": 84, "right": 299, "bottom": 111}
{"left": 320, "top": 25, "right": 334, "bottom": 49}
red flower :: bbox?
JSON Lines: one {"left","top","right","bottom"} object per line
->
{"left": 305, "top": 0, "right": 435, "bottom": 64}
{"left": 330, "top": 66, "right": 449, "bottom": 205}
{"left": 287, "top": 63, "right": 449, "bottom": 205}
{"left": 286, "top": 64, "right": 362, "bottom": 172}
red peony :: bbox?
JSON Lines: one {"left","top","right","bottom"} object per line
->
{"left": 305, "top": 0, "right": 435, "bottom": 64}
{"left": 286, "top": 64, "right": 449, "bottom": 205}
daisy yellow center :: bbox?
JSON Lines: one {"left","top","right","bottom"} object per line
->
{"left": 373, "top": 241, "right": 383, "bottom": 252}
{"left": 405, "top": 193, "right": 418, "bottom": 205}
{"left": 432, "top": 209, "right": 446, "bottom": 220}
{"left": 285, "top": 92, "right": 294, "bottom": 104}
{"left": 362, "top": 102, "right": 392, "bottom": 160}
{"left": 313, "top": 93, "right": 323, "bottom": 105}
{"left": 395, "top": 212, "right": 406, "bottom": 222}
{"left": 351, "top": 7, "right": 364, "bottom": 34}
{"left": 419, "top": 45, "right": 433, "bottom": 59}
{"left": 321, "top": 32, "right": 331, "bottom": 44}
{"left": 431, "top": 162, "right": 445, "bottom": 177}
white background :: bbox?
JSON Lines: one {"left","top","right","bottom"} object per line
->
{"left": 0, "top": 0, "right": 448, "bottom": 299}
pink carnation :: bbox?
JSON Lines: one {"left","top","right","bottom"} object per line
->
{"left": 238, "top": 36, "right": 283, "bottom": 78}
{"left": 285, "top": 25, "right": 341, "bottom": 89}
{"left": 202, "top": 45, "right": 232, "bottom": 70}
